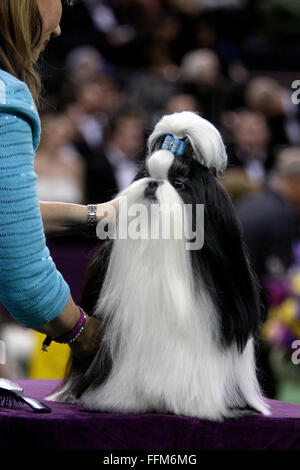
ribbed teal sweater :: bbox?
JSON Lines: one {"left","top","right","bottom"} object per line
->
{"left": 0, "top": 69, "right": 70, "bottom": 328}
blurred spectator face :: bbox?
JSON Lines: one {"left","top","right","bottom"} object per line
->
{"left": 232, "top": 111, "right": 269, "bottom": 152}
{"left": 245, "top": 77, "right": 283, "bottom": 117}
{"left": 165, "top": 94, "right": 200, "bottom": 114}
{"left": 273, "top": 147, "right": 300, "bottom": 210}
{"left": 154, "top": 16, "right": 181, "bottom": 43}
{"left": 65, "top": 46, "right": 105, "bottom": 85}
{"left": 77, "top": 78, "right": 122, "bottom": 115}
{"left": 40, "top": 114, "right": 74, "bottom": 150}
{"left": 220, "top": 168, "right": 260, "bottom": 205}
{"left": 275, "top": 173, "right": 300, "bottom": 211}
{"left": 195, "top": 22, "right": 216, "bottom": 49}
{"left": 110, "top": 116, "right": 145, "bottom": 158}
{"left": 98, "top": 78, "right": 124, "bottom": 113}
{"left": 146, "top": 43, "right": 179, "bottom": 81}
{"left": 181, "top": 49, "right": 220, "bottom": 86}
{"left": 77, "top": 81, "right": 105, "bottom": 114}
{"left": 287, "top": 176, "right": 300, "bottom": 210}
{"left": 171, "top": 0, "right": 200, "bottom": 15}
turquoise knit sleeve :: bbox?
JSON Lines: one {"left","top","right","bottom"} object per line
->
{"left": 0, "top": 70, "right": 70, "bottom": 328}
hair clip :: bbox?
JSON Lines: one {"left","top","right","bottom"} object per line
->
{"left": 161, "top": 135, "right": 187, "bottom": 158}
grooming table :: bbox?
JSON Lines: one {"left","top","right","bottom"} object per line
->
{"left": 0, "top": 380, "right": 300, "bottom": 454}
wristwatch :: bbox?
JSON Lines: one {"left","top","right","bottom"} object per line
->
{"left": 84, "top": 204, "right": 97, "bottom": 237}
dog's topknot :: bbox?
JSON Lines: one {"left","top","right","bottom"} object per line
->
{"left": 147, "top": 111, "right": 228, "bottom": 175}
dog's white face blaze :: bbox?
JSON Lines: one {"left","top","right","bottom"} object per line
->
{"left": 49, "top": 112, "right": 269, "bottom": 420}
{"left": 98, "top": 149, "right": 195, "bottom": 327}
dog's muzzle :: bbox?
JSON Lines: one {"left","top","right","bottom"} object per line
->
{"left": 144, "top": 180, "right": 160, "bottom": 200}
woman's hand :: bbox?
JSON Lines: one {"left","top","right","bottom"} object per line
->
{"left": 39, "top": 197, "right": 121, "bottom": 238}
{"left": 36, "top": 297, "right": 101, "bottom": 363}
{"left": 69, "top": 315, "right": 101, "bottom": 364}
{"left": 96, "top": 197, "right": 120, "bottom": 224}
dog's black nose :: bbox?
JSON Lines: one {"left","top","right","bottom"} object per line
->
{"left": 144, "top": 180, "right": 159, "bottom": 199}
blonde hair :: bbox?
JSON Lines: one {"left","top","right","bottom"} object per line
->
{"left": 0, "top": 0, "right": 75, "bottom": 106}
{"left": 0, "top": 0, "right": 43, "bottom": 105}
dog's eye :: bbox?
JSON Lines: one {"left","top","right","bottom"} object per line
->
{"left": 172, "top": 179, "right": 185, "bottom": 190}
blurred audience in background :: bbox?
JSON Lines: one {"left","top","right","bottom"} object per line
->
{"left": 245, "top": 77, "right": 300, "bottom": 152}
{"left": 86, "top": 106, "right": 145, "bottom": 203}
{"left": 165, "top": 93, "right": 201, "bottom": 115}
{"left": 1, "top": 0, "right": 300, "bottom": 400}
{"left": 180, "top": 48, "right": 233, "bottom": 126}
{"left": 220, "top": 168, "right": 260, "bottom": 207}
{"left": 225, "top": 109, "right": 272, "bottom": 186}
{"left": 237, "top": 147, "right": 300, "bottom": 288}
{"left": 236, "top": 148, "right": 300, "bottom": 398}
{"left": 65, "top": 46, "right": 106, "bottom": 86}
{"left": 35, "top": 113, "right": 86, "bottom": 204}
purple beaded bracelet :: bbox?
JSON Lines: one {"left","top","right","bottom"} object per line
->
{"left": 41, "top": 306, "right": 87, "bottom": 352}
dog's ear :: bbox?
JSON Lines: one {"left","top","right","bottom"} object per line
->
{"left": 190, "top": 164, "right": 262, "bottom": 352}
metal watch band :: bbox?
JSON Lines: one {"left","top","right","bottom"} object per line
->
{"left": 84, "top": 204, "right": 97, "bottom": 237}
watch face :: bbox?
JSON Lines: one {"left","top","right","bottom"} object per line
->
{"left": 89, "top": 204, "right": 97, "bottom": 214}
{"left": 85, "top": 205, "right": 97, "bottom": 237}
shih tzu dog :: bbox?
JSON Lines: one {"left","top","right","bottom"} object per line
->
{"left": 48, "top": 111, "right": 270, "bottom": 421}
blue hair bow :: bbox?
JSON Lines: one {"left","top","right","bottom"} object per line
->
{"left": 161, "top": 135, "right": 187, "bottom": 158}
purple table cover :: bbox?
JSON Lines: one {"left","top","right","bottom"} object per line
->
{"left": 0, "top": 380, "right": 300, "bottom": 451}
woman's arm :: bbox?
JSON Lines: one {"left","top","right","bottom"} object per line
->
{"left": 39, "top": 199, "right": 119, "bottom": 237}
{"left": 35, "top": 294, "right": 101, "bottom": 362}
{"left": 39, "top": 201, "right": 89, "bottom": 237}
{"left": 0, "top": 80, "right": 104, "bottom": 362}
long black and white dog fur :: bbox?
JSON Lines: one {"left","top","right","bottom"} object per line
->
{"left": 48, "top": 111, "right": 270, "bottom": 420}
